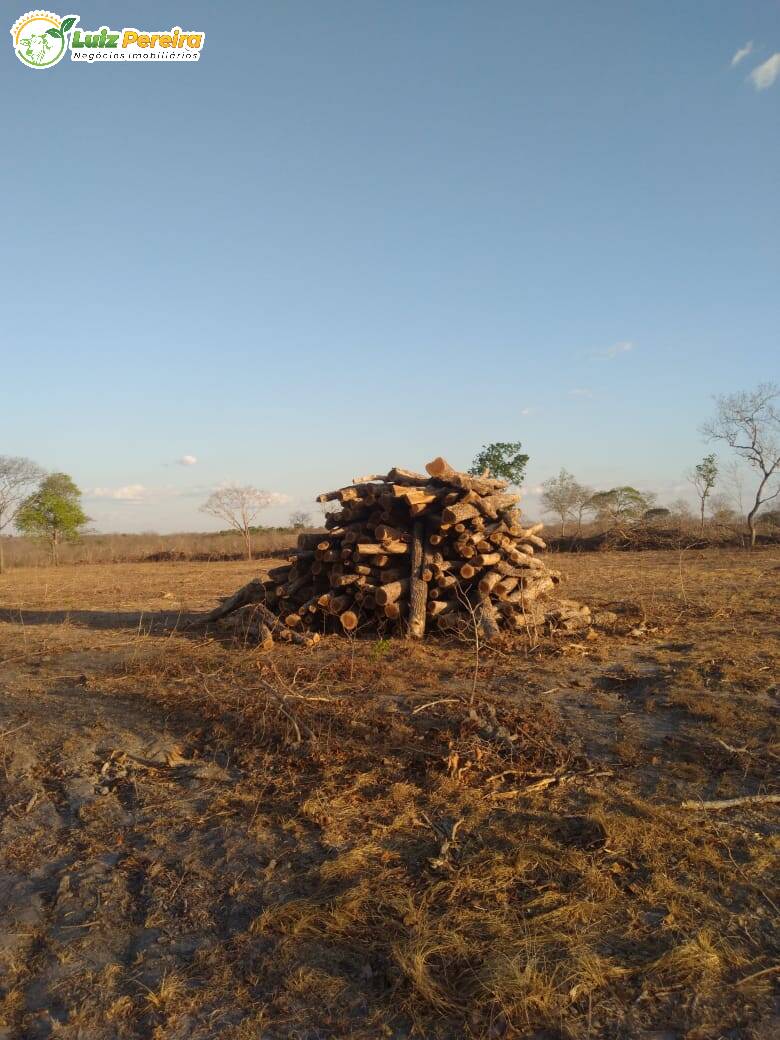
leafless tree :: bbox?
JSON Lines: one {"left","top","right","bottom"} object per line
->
{"left": 702, "top": 383, "right": 780, "bottom": 547}
{"left": 571, "top": 483, "right": 596, "bottom": 535}
{"left": 708, "top": 493, "right": 739, "bottom": 528}
{"left": 540, "top": 469, "right": 593, "bottom": 536}
{"left": 0, "top": 455, "right": 45, "bottom": 572}
{"left": 289, "top": 510, "right": 312, "bottom": 530}
{"left": 722, "top": 458, "right": 747, "bottom": 519}
{"left": 667, "top": 497, "right": 692, "bottom": 526}
{"left": 200, "top": 485, "right": 274, "bottom": 560}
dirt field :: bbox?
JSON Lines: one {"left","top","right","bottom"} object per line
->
{"left": 0, "top": 551, "right": 778, "bottom": 1039}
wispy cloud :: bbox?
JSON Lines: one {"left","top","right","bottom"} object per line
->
{"left": 90, "top": 484, "right": 152, "bottom": 502}
{"left": 750, "top": 53, "right": 780, "bottom": 90}
{"left": 590, "top": 340, "right": 634, "bottom": 361}
{"left": 268, "top": 491, "right": 292, "bottom": 505}
{"left": 568, "top": 387, "right": 593, "bottom": 398}
{"left": 731, "top": 41, "right": 753, "bottom": 67}
{"left": 177, "top": 454, "right": 198, "bottom": 466}
{"left": 519, "top": 406, "right": 536, "bottom": 416}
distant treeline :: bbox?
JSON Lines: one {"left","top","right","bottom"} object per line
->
{"left": 0, "top": 527, "right": 316, "bottom": 570}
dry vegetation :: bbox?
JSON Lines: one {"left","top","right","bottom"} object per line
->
{"left": 0, "top": 549, "right": 778, "bottom": 1038}
{"left": 0, "top": 529, "right": 299, "bottom": 569}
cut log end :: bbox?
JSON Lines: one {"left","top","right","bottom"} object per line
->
{"left": 340, "top": 610, "right": 359, "bottom": 632}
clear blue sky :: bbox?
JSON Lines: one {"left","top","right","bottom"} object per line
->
{"left": 2, "top": 1, "right": 778, "bottom": 531}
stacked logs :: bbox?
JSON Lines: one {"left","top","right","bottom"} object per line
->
{"left": 200, "top": 456, "right": 590, "bottom": 642}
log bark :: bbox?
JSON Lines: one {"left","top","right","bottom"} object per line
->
{"left": 478, "top": 593, "right": 501, "bottom": 641}
{"left": 442, "top": 501, "right": 481, "bottom": 525}
{"left": 407, "top": 520, "right": 427, "bottom": 639}
{"left": 495, "top": 576, "right": 519, "bottom": 597}
{"left": 375, "top": 524, "right": 408, "bottom": 543}
{"left": 425, "top": 456, "right": 506, "bottom": 494}
{"left": 475, "top": 552, "right": 501, "bottom": 567}
{"left": 437, "top": 573, "right": 458, "bottom": 590}
{"left": 196, "top": 579, "right": 266, "bottom": 625}
{"left": 357, "top": 541, "right": 409, "bottom": 555}
{"left": 471, "top": 493, "right": 521, "bottom": 519}
{"left": 375, "top": 579, "right": 409, "bottom": 606}
{"left": 478, "top": 570, "right": 502, "bottom": 596}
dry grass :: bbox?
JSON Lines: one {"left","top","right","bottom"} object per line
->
{"left": 0, "top": 549, "right": 777, "bottom": 1038}
{"left": 0, "top": 528, "right": 302, "bottom": 569}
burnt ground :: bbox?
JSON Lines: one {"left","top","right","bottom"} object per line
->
{"left": 0, "top": 551, "right": 777, "bottom": 1039}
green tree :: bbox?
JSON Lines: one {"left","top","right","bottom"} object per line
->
{"left": 687, "top": 453, "right": 718, "bottom": 536}
{"left": 589, "top": 486, "right": 652, "bottom": 526}
{"left": 469, "top": 442, "right": 529, "bottom": 486}
{"left": 643, "top": 507, "right": 671, "bottom": 524}
{"left": 15, "top": 473, "right": 89, "bottom": 564}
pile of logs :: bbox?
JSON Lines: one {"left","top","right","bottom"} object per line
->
{"left": 200, "top": 456, "right": 590, "bottom": 643}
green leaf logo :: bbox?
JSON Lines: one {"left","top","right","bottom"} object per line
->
{"left": 11, "top": 11, "right": 76, "bottom": 69}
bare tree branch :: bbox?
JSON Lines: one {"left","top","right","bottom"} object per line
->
{"left": 200, "top": 485, "right": 274, "bottom": 560}
{"left": 702, "top": 383, "right": 780, "bottom": 547}
{"left": 0, "top": 456, "right": 46, "bottom": 573}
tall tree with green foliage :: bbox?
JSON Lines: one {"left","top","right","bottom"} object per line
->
{"left": 469, "top": 442, "right": 529, "bottom": 486}
{"left": 687, "top": 453, "right": 718, "bottom": 535}
{"left": 589, "top": 486, "right": 652, "bottom": 526}
{"left": 15, "top": 473, "right": 89, "bottom": 564}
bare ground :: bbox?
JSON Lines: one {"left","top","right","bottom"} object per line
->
{"left": 0, "top": 551, "right": 778, "bottom": 1039}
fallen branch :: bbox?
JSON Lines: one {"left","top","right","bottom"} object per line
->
{"left": 716, "top": 738, "right": 751, "bottom": 754}
{"left": 735, "top": 964, "right": 780, "bottom": 986}
{"left": 193, "top": 579, "right": 266, "bottom": 625}
{"left": 193, "top": 583, "right": 318, "bottom": 647}
{"left": 681, "top": 794, "right": 780, "bottom": 811}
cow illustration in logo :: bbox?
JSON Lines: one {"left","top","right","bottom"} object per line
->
{"left": 10, "top": 11, "right": 77, "bottom": 68}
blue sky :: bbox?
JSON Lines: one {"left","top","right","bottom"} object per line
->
{"left": 1, "top": 1, "right": 778, "bottom": 531}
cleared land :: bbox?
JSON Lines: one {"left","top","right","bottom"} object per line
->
{"left": 0, "top": 550, "right": 778, "bottom": 1039}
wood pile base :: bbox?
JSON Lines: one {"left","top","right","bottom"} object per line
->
{"left": 198, "top": 456, "right": 591, "bottom": 644}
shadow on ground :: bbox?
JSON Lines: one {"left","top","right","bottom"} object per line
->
{"left": 0, "top": 608, "right": 200, "bottom": 633}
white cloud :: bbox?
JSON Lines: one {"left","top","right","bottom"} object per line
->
{"left": 590, "top": 340, "right": 634, "bottom": 361}
{"left": 177, "top": 454, "right": 198, "bottom": 466}
{"left": 568, "top": 387, "right": 593, "bottom": 398}
{"left": 731, "top": 41, "right": 753, "bottom": 67}
{"left": 268, "top": 491, "right": 291, "bottom": 505}
{"left": 750, "top": 53, "right": 780, "bottom": 90}
{"left": 90, "top": 484, "right": 151, "bottom": 502}
{"left": 519, "top": 406, "right": 536, "bottom": 416}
